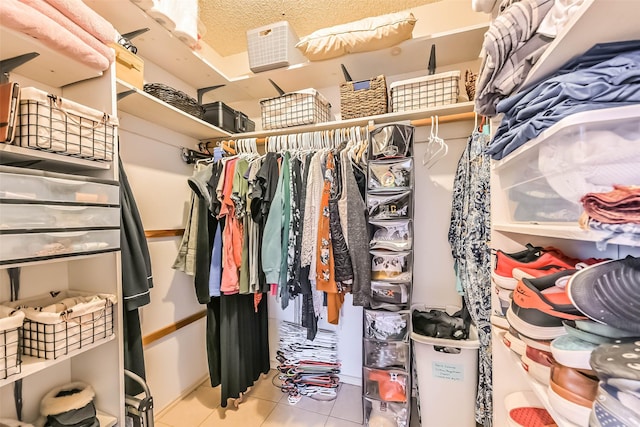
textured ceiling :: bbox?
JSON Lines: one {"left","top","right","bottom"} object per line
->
{"left": 199, "top": 0, "right": 443, "bottom": 57}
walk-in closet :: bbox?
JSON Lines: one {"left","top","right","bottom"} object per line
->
{"left": 1, "top": 1, "right": 639, "bottom": 426}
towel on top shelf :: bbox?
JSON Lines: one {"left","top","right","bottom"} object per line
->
{"left": 136, "top": 0, "right": 200, "bottom": 49}
{"left": 17, "top": 0, "right": 115, "bottom": 63}
{"left": 1, "top": 0, "right": 111, "bottom": 71}
{"left": 44, "top": 0, "right": 116, "bottom": 44}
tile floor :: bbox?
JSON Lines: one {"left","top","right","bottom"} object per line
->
{"left": 155, "top": 370, "right": 365, "bottom": 427}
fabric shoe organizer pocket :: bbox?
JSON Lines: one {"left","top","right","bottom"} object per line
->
{"left": 368, "top": 191, "right": 411, "bottom": 220}
{"left": 364, "top": 368, "right": 409, "bottom": 403}
{"left": 364, "top": 397, "right": 409, "bottom": 427}
{"left": 368, "top": 157, "right": 413, "bottom": 191}
{"left": 371, "top": 281, "right": 409, "bottom": 309}
{"left": 364, "top": 309, "right": 410, "bottom": 341}
{"left": 370, "top": 250, "right": 412, "bottom": 281}
{"left": 369, "top": 123, "right": 415, "bottom": 159}
{"left": 364, "top": 339, "right": 410, "bottom": 370}
{"left": 370, "top": 219, "right": 412, "bottom": 251}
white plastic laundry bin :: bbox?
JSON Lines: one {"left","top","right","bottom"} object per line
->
{"left": 411, "top": 305, "right": 479, "bottom": 427}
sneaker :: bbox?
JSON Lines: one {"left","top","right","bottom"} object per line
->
{"left": 505, "top": 391, "right": 558, "bottom": 427}
{"left": 503, "top": 327, "right": 527, "bottom": 356}
{"left": 591, "top": 382, "right": 640, "bottom": 427}
{"left": 562, "top": 320, "right": 639, "bottom": 346}
{"left": 513, "top": 257, "right": 609, "bottom": 282}
{"left": 550, "top": 335, "right": 597, "bottom": 371}
{"left": 590, "top": 341, "right": 640, "bottom": 394}
{"left": 567, "top": 256, "right": 640, "bottom": 334}
{"left": 520, "top": 334, "right": 553, "bottom": 352}
{"left": 507, "top": 270, "right": 587, "bottom": 340}
{"left": 493, "top": 245, "right": 580, "bottom": 290}
{"left": 548, "top": 363, "right": 598, "bottom": 426}
{"left": 521, "top": 345, "right": 555, "bottom": 385}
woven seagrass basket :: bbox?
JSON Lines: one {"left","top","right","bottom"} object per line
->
{"left": 340, "top": 75, "right": 388, "bottom": 119}
{"left": 143, "top": 83, "right": 203, "bottom": 119}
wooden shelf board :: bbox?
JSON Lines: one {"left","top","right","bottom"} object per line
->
{"left": 0, "top": 335, "right": 116, "bottom": 388}
{"left": 492, "top": 222, "right": 640, "bottom": 248}
{"left": 521, "top": 0, "right": 640, "bottom": 90}
{"left": 116, "top": 80, "right": 232, "bottom": 139}
{"left": 0, "top": 26, "right": 103, "bottom": 88}
{"left": 214, "top": 101, "right": 475, "bottom": 140}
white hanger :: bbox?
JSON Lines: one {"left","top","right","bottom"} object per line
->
{"left": 423, "top": 115, "right": 448, "bottom": 169}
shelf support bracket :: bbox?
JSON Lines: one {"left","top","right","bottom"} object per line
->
{"left": 197, "top": 85, "right": 226, "bottom": 105}
{"left": 117, "top": 90, "right": 136, "bottom": 101}
{"left": 0, "top": 52, "right": 40, "bottom": 84}
{"left": 121, "top": 28, "right": 150, "bottom": 41}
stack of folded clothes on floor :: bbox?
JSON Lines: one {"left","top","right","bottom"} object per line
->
{"left": 579, "top": 185, "right": 640, "bottom": 241}
{"left": 493, "top": 245, "right": 640, "bottom": 424}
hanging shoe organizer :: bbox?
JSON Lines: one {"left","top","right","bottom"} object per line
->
{"left": 363, "top": 123, "right": 415, "bottom": 427}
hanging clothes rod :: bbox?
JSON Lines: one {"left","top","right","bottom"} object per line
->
{"left": 204, "top": 111, "right": 476, "bottom": 148}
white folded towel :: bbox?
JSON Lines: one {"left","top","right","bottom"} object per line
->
{"left": 170, "top": 0, "right": 198, "bottom": 48}
{"left": 145, "top": 0, "right": 176, "bottom": 32}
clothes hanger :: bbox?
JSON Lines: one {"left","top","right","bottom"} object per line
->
{"left": 423, "top": 115, "right": 448, "bottom": 168}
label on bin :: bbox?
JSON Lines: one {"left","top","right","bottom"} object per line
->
{"left": 432, "top": 361, "right": 464, "bottom": 381}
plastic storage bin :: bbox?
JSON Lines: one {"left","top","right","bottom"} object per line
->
{"left": 247, "top": 21, "right": 307, "bottom": 73}
{"left": 260, "top": 89, "right": 331, "bottom": 130}
{"left": 390, "top": 71, "right": 460, "bottom": 112}
{"left": 411, "top": 305, "right": 479, "bottom": 427}
{"left": 363, "top": 339, "right": 410, "bottom": 370}
{"left": 0, "top": 204, "right": 120, "bottom": 230}
{"left": 492, "top": 104, "right": 640, "bottom": 223}
{"left": 15, "top": 87, "right": 117, "bottom": 161}
{"left": 0, "top": 305, "right": 24, "bottom": 379}
{"left": 3, "top": 290, "right": 116, "bottom": 360}
{"left": 0, "top": 229, "right": 120, "bottom": 264}
{"left": 364, "top": 309, "right": 410, "bottom": 341}
{"left": 201, "top": 101, "right": 255, "bottom": 133}
{"left": 0, "top": 166, "right": 120, "bottom": 206}
{"left": 364, "top": 397, "right": 409, "bottom": 427}
{"left": 363, "top": 368, "right": 409, "bottom": 403}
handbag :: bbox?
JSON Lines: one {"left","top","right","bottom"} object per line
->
{"left": 41, "top": 382, "right": 99, "bottom": 427}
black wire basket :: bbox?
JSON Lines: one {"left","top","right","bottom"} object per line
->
{"left": 143, "top": 83, "right": 204, "bottom": 119}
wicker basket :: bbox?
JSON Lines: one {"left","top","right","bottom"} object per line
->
{"left": 465, "top": 69, "right": 477, "bottom": 101}
{"left": 340, "top": 75, "right": 388, "bottom": 119}
{"left": 143, "top": 83, "right": 203, "bottom": 119}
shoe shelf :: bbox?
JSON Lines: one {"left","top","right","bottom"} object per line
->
{"left": 504, "top": 341, "right": 580, "bottom": 427}
{"left": 520, "top": 0, "right": 640, "bottom": 90}
{"left": 492, "top": 222, "right": 640, "bottom": 248}
{"left": 116, "top": 80, "right": 232, "bottom": 139}
{"left": 0, "top": 334, "right": 116, "bottom": 389}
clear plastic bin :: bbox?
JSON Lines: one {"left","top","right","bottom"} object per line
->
{"left": 364, "top": 309, "right": 410, "bottom": 341}
{"left": 363, "top": 368, "right": 409, "bottom": 403}
{"left": 0, "top": 166, "right": 119, "bottom": 205}
{"left": 0, "top": 229, "right": 120, "bottom": 264}
{"left": 0, "top": 204, "right": 119, "bottom": 230}
{"left": 493, "top": 105, "right": 640, "bottom": 223}
{"left": 363, "top": 397, "right": 409, "bottom": 427}
{"left": 363, "top": 339, "right": 410, "bottom": 370}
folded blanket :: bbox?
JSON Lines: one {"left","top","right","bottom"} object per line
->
{"left": 581, "top": 185, "right": 640, "bottom": 224}
{"left": 19, "top": 0, "right": 114, "bottom": 64}
{"left": 2, "top": 0, "right": 109, "bottom": 71}
{"left": 44, "top": 0, "right": 116, "bottom": 44}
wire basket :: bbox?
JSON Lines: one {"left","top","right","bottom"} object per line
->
{"left": 144, "top": 83, "right": 204, "bottom": 119}
{"left": 5, "top": 291, "right": 116, "bottom": 360}
{"left": 390, "top": 71, "right": 460, "bottom": 112}
{"left": 340, "top": 75, "right": 388, "bottom": 119}
{"left": 260, "top": 89, "right": 331, "bottom": 129}
{"left": 16, "top": 87, "right": 117, "bottom": 161}
{"left": 0, "top": 306, "right": 23, "bottom": 380}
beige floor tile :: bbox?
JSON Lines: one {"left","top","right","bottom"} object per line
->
{"left": 153, "top": 422, "right": 172, "bottom": 427}
{"left": 261, "top": 403, "right": 329, "bottom": 427}
{"left": 325, "top": 416, "right": 364, "bottom": 427}
{"left": 245, "top": 371, "right": 283, "bottom": 402}
{"left": 329, "top": 384, "right": 363, "bottom": 424}
{"left": 159, "top": 385, "right": 222, "bottom": 426}
{"left": 199, "top": 396, "right": 277, "bottom": 427}
{"left": 279, "top": 394, "right": 336, "bottom": 415}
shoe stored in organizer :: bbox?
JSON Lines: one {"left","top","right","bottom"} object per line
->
{"left": 567, "top": 256, "right": 640, "bottom": 334}
{"left": 548, "top": 363, "right": 598, "bottom": 426}
{"left": 492, "top": 245, "right": 580, "bottom": 290}
{"left": 590, "top": 341, "right": 640, "bottom": 394}
{"left": 590, "top": 382, "right": 640, "bottom": 427}
{"left": 507, "top": 270, "right": 587, "bottom": 340}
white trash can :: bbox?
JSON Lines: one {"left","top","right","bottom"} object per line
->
{"left": 411, "top": 306, "right": 479, "bottom": 427}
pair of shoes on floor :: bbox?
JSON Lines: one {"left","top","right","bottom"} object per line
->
{"left": 505, "top": 391, "right": 557, "bottom": 427}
